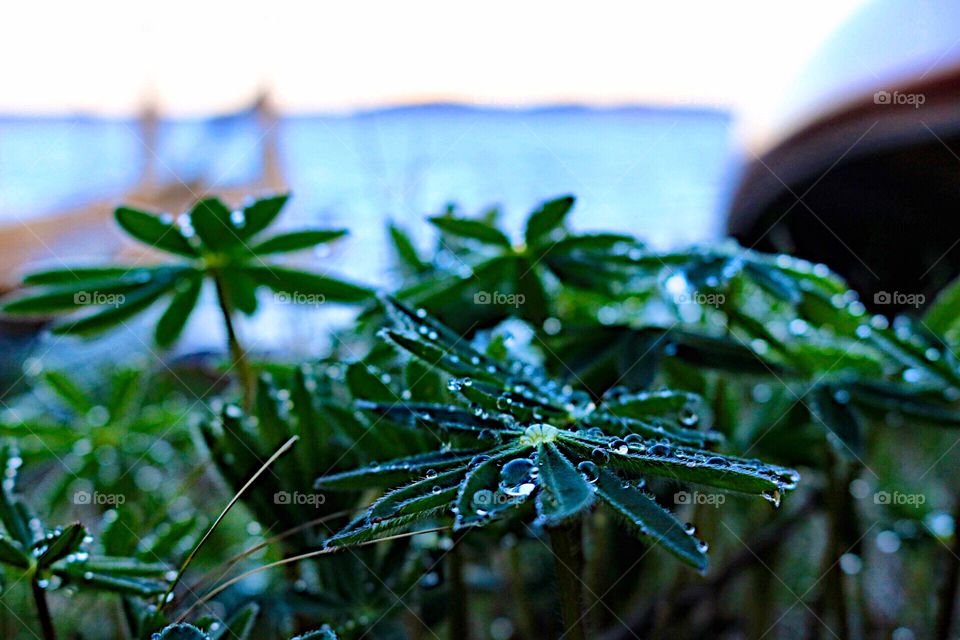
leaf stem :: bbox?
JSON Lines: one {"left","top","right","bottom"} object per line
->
{"left": 212, "top": 271, "right": 254, "bottom": 408}
{"left": 31, "top": 576, "right": 57, "bottom": 640}
{"left": 549, "top": 520, "right": 587, "bottom": 640}
{"left": 449, "top": 529, "right": 470, "bottom": 640}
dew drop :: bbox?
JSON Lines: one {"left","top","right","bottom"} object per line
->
{"left": 499, "top": 458, "right": 537, "bottom": 497}
{"left": 577, "top": 461, "right": 600, "bottom": 484}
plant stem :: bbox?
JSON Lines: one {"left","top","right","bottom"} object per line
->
{"left": 449, "top": 529, "right": 470, "bottom": 640}
{"left": 212, "top": 271, "right": 254, "bottom": 408}
{"left": 935, "top": 497, "right": 960, "bottom": 639}
{"left": 506, "top": 543, "right": 538, "bottom": 640}
{"left": 550, "top": 521, "right": 587, "bottom": 640}
{"left": 32, "top": 577, "right": 56, "bottom": 640}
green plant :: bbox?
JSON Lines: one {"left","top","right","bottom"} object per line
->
{"left": 1, "top": 365, "right": 196, "bottom": 509}
{"left": 1, "top": 194, "right": 375, "bottom": 403}
{"left": 0, "top": 443, "right": 171, "bottom": 640}
{"left": 391, "top": 196, "right": 644, "bottom": 331}
{"left": 317, "top": 300, "right": 799, "bottom": 637}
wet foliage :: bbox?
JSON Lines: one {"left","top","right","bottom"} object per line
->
{"left": 0, "top": 193, "right": 957, "bottom": 638}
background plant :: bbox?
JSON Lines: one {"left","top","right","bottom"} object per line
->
{"left": 0, "top": 192, "right": 958, "bottom": 638}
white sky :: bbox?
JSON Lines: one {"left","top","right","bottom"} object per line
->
{"left": 0, "top": 1, "right": 866, "bottom": 117}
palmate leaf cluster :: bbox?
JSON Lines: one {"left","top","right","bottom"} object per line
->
{"left": 0, "top": 443, "right": 172, "bottom": 599}
{"left": 316, "top": 300, "right": 800, "bottom": 571}
{"left": 1, "top": 195, "right": 373, "bottom": 346}
{"left": 390, "top": 197, "right": 960, "bottom": 460}
{"left": 1, "top": 365, "right": 195, "bottom": 507}
{"left": 389, "top": 196, "right": 646, "bottom": 330}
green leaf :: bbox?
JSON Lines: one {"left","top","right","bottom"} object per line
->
{"left": 74, "top": 556, "right": 169, "bottom": 576}
{"left": 51, "top": 276, "right": 178, "bottom": 336}
{"left": 250, "top": 229, "right": 348, "bottom": 255}
{"left": 575, "top": 439, "right": 794, "bottom": 496}
{"left": 151, "top": 624, "right": 209, "bottom": 640}
{"left": 0, "top": 448, "right": 31, "bottom": 546}
{"left": 847, "top": 380, "right": 960, "bottom": 426}
{"left": 389, "top": 223, "right": 428, "bottom": 273}
{"left": 809, "top": 385, "right": 864, "bottom": 456}
{"left": 242, "top": 266, "right": 374, "bottom": 303}
{"left": 36, "top": 522, "right": 86, "bottom": 568}
{"left": 525, "top": 195, "right": 574, "bottom": 247}
{"left": 61, "top": 567, "right": 166, "bottom": 595}
{"left": 190, "top": 197, "right": 238, "bottom": 252}
{"left": 2, "top": 274, "right": 159, "bottom": 315}
{"left": 744, "top": 263, "right": 801, "bottom": 304}
{"left": 43, "top": 371, "right": 93, "bottom": 413}
{"left": 238, "top": 194, "right": 289, "bottom": 239}
{"left": 595, "top": 469, "right": 706, "bottom": 571}
{"left": 317, "top": 450, "right": 478, "bottom": 490}
{"left": 292, "top": 626, "right": 338, "bottom": 640}
{"left": 0, "top": 536, "right": 28, "bottom": 568}
{"left": 535, "top": 443, "right": 593, "bottom": 525}
{"left": 515, "top": 257, "right": 549, "bottom": 324}
{"left": 115, "top": 207, "right": 197, "bottom": 257}
{"left": 454, "top": 454, "right": 524, "bottom": 529}
{"left": 382, "top": 330, "right": 501, "bottom": 383}
{"left": 925, "top": 276, "right": 960, "bottom": 336}
{"left": 428, "top": 216, "right": 511, "bottom": 248}
{"left": 22, "top": 267, "right": 136, "bottom": 286}
{"left": 356, "top": 401, "right": 517, "bottom": 435}
{"left": 155, "top": 274, "right": 203, "bottom": 347}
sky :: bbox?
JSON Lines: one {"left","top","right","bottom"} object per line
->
{"left": 0, "top": 1, "right": 867, "bottom": 117}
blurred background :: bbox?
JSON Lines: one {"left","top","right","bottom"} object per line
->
{"left": 2, "top": 0, "right": 959, "bottom": 365}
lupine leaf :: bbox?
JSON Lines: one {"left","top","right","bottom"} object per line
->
{"left": 535, "top": 443, "right": 594, "bottom": 524}
{"left": 242, "top": 266, "right": 374, "bottom": 303}
{"left": 155, "top": 274, "right": 203, "bottom": 347}
{"left": 238, "top": 194, "right": 289, "bottom": 239}
{"left": 36, "top": 522, "right": 86, "bottom": 568}
{"left": 190, "top": 197, "right": 238, "bottom": 252}
{"left": 250, "top": 229, "right": 348, "bottom": 255}
{"left": 525, "top": 195, "right": 575, "bottom": 247}
{"left": 595, "top": 469, "right": 706, "bottom": 571}
{"left": 428, "top": 216, "right": 511, "bottom": 248}
{"left": 115, "top": 207, "right": 197, "bottom": 257}
{"left": 316, "top": 450, "right": 480, "bottom": 490}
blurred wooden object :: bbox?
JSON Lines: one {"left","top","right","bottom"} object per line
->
{"left": 0, "top": 93, "right": 286, "bottom": 292}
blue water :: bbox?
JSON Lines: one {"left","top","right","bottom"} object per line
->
{"left": 0, "top": 105, "right": 735, "bottom": 358}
